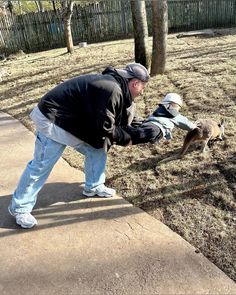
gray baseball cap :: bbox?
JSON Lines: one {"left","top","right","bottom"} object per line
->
{"left": 116, "top": 63, "right": 150, "bottom": 82}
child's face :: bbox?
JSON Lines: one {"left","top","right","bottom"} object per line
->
{"left": 168, "top": 102, "right": 181, "bottom": 112}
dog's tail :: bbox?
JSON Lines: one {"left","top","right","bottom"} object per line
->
{"left": 180, "top": 128, "right": 202, "bottom": 156}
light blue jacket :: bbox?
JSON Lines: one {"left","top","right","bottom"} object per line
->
{"left": 146, "top": 105, "right": 196, "bottom": 140}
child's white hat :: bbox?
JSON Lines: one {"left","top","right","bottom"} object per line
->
{"left": 160, "top": 93, "right": 183, "bottom": 107}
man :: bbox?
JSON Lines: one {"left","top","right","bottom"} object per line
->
{"left": 8, "top": 63, "right": 149, "bottom": 228}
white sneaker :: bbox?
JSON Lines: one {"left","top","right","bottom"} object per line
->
{"left": 8, "top": 206, "right": 38, "bottom": 229}
{"left": 83, "top": 184, "right": 116, "bottom": 198}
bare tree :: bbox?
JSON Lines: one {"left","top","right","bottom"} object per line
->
{"left": 38, "top": 0, "right": 44, "bottom": 12}
{"left": 34, "top": 0, "right": 44, "bottom": 12}
{"left": 51, "top": 0, "right": 57, "bottom": 13}
{"left": 151, "top": 0, "right": 168, "bottom": 75}
{"left": 61, "top": 0, "right": 74, "bottom": 53}
{"left": 7, "top": 0, "right": 13, "bottom": 15}
{"left": 17, "top": 0, "right": 22, "bottom": 14}
{"left": 59, "top": 0, "right": 98, "bottom": 54}
{"left": 130, "top": 0, "right": 149, "bottom": 69}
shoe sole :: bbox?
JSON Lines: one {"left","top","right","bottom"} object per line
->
{"left": 83, "top": 191, "right": 115, "bottom": 198}
{"left": 16, "top": 220, "right": 37, "bottom": 229}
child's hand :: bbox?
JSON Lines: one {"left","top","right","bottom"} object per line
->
{"left": 194, "top": 120, "right": 202, "bottom": 129}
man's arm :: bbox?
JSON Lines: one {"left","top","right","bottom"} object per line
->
{"left": 96, "top": 92, "right": 132, "bottom": 147}
{"left": 124, "top": 122, "right": 162, "bottom": 145}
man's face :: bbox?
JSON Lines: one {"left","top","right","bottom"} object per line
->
{"left": 128, "top": 79, "right": 148, "bottom": 101}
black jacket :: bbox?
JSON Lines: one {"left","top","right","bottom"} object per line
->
{"left": 38, "top": 67, "right": 132, "bottom": 149}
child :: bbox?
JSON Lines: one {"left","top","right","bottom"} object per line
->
{"left": 125, "top": 93, "right": 197, "bottom": 145}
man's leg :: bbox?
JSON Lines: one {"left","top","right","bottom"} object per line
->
{"left": 74, "top": 142, "right": 115, "bottom": 197}
{"left": 9, "top": 132, "right": 66, "bottom": 228}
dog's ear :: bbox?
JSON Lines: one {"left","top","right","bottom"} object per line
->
{"left": 218, "top": 118, "right": 225, "bottom": 139}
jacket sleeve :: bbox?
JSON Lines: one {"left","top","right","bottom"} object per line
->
{"left": 124, "top": 122, "right": 162, "bottom": 145}
{"left": 96, "top": 91, "right": 132, "bottom": 147}
{"left": 173, "top": 114, "right": 197, "bottom": 131}
{"left": 105, "top": 108, "right": 131, "bottom": 146}
{"left": 127, "top": 102, "right": 144, "bottom": 127}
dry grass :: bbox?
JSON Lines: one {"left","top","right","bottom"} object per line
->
{"left": 1, "top": 28, "right": 236, "bottom": 281}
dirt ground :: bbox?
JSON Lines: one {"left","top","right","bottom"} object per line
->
{"left": 1, "top": 28, "right": 235, "bottom": 281}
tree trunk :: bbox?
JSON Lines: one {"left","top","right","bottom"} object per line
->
{"left": 17, "top": 0, "right": 22, "bottom": 14}
{"left": 130, "top": 0, "right": 149, "bottom": 69}
{"left": 51, "top": 0, "right": 57, "bottom": 13}
{"left": 34, "top": 0, "right": 40, "bottom": 12}
{"left": 7, "top": 1, "right": 13, "bottom": 15}
{"left": 34, "top": 0, "right": 44, "bottom": 12}
{"left": 38, "top": 0, "right": 44, "bottom": 12}
{"left": 151, "top": 0, "right": 168, "bottom": 75}
{"left": 62, "top": 0, "right": 74, "bottom": 54}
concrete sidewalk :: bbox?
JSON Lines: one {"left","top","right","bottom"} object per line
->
{"left": 0, "top": 111, "right": 235, "bottom": 295}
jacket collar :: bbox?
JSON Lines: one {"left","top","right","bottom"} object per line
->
{"left": 152, "top": 104, "right": 179, "bottom": 118}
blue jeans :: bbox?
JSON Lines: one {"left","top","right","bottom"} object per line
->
{"left": 10, "top": 132, "right": 107, "bottom": 213}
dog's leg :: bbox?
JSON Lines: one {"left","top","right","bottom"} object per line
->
{"left": 201, "top": 140, "right": 210, "bottom": 153}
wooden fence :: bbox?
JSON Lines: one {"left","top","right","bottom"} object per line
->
{"left": 0, "top": 0, "right": 235, "bottom": 53}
